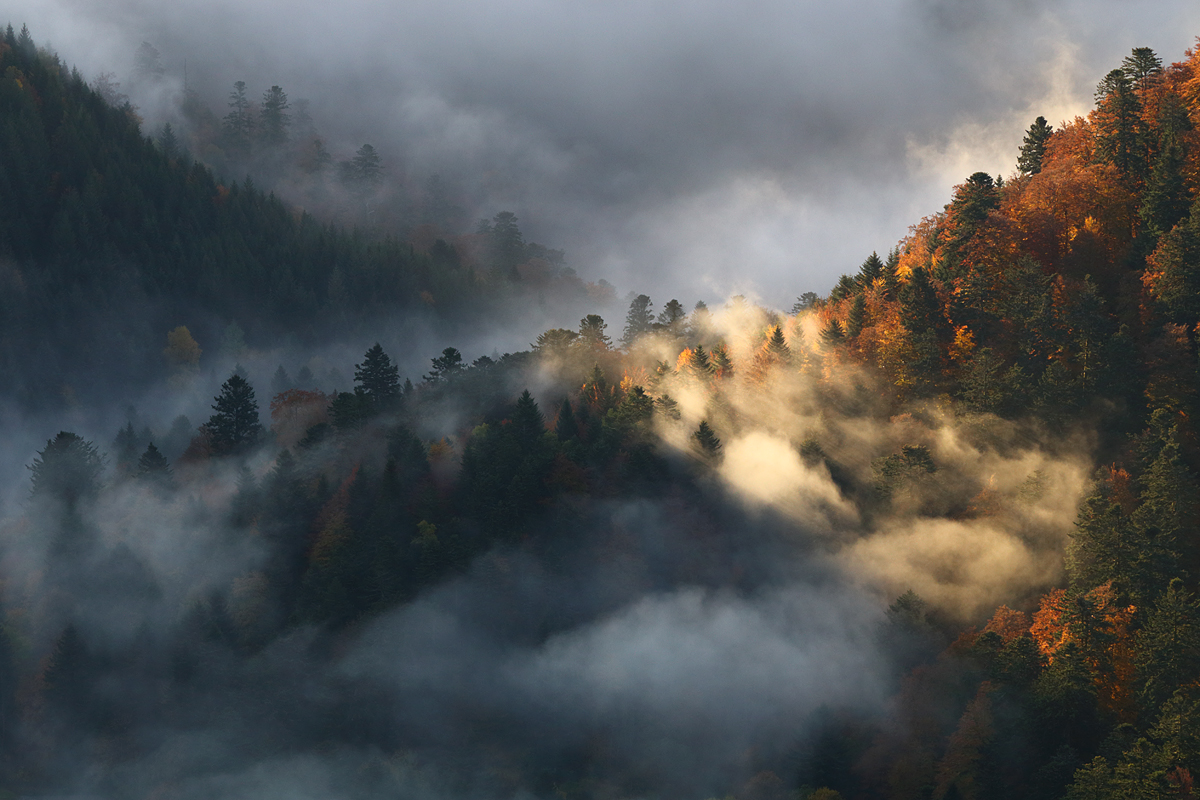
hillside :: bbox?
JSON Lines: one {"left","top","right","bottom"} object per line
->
{"left": 4, "top": 23, "right": 1200, "bottom": 800}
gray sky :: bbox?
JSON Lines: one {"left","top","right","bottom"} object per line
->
{"left": 12, "top": 0, "right": 1200, "bottom": 307}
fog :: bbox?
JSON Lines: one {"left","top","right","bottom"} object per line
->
{"left": 13, "top": 0, "right": 1200, "bottom": 305}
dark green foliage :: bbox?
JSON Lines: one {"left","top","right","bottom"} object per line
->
{"left": 135, "top": 443, "right": 172, "bottom": 486}
{"left": 578, "top": 314, "right": 611, "bottom": 350}
{"left": 819, "top": 318, "right": 845, "bottom": 346}
{"left": 28, "top": 432, "right": 104, "bottom": 506}
{"left": 623, "top": 294, "right": 654, "bottom": 345}
{"left": 207, "top": 374, "right": 263, "bottom": 455}
{"left": 846, "top": 295, "right": 866, "bottom": 338}
{"left": 693, "top": 420, "right": 721, "bottom": 459}
{"left": 1017, "top": 116, "right": 1054, "bottom": 175}
{"left": 1121, "top": 47, "right": 1163, "bottom": 88}
{"left": 354, "top": 343, "right": 400, "bottom": 409}
{"left": 258, "top": 85, "right": 290, "bottom": 147}
{"left": 830, "top": 274, "right": 858, "bottom": 301}
{"left": 765, "top": 326, "right": 791, "bottom": 361}
{"left": 1135, "top": 580, "right": 1200, "bottom": 714}
{"left": 858, "top": 252, "right": 884, "bottom": 286}
{"left": 329, "top": 390, "right": 372, "bottom": 431}
{"left": 873, "top": 445, "right": 935, "bottom": 501}
{"left": 425, "top": 347, "right": 464, "bottom": 382}
{"left": 1094, "top": 67, "right": 1147, "bottom": 181}
{"left": 658, "top": 299, "right": 686, "bottom": 327}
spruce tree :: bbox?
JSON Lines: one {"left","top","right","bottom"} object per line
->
{"left": 766, "top": 326, "right": 791, "bottom": 361}
{"left": 207, "top": 374, "right": 263, "bottom": 456}
{"left": 136, "top": 443, "right": 172, "bottom": 486}
{"left": 820, "top": 319, "right": 846, "bottom": 346}
{"left": 658, "top": 299, "right": 686, "bottom": 327}
{"left": 512, "top": 390, "right": 544, "bottom": 445}
{"left": 858, "top": 252, "right": 884, "bottom": 286}
{"left": 622, "top": 294, "right": 654, "bottom": 346}
{"left": 1017, "top": 116, "right": 1054, "bottom": 175}
{"left": 693, "top": 421, "right": 722, "bottom": 459}
{"left": 847, "top": 294, "right": 867, "bottom": 338}
{"left": 1135, "top": 578, "right": 1200, "bottom": 714}
{"left": 258, "top": 85, "right": 290, "bottom": 147}
{"left": 354, "top": 343, "right": 400, "bottom": 407}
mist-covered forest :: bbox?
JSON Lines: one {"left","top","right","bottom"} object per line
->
{"left": 8, "top": 17, "right": 1200, "bottom": 800}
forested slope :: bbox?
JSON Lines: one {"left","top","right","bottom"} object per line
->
{"left": 0, "top": 25, "right": 595, "bottom": 407}
{"left": 7, "top": 22, "right": 1200, "bottom": 800}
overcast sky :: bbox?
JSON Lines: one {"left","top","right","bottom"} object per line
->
{"left": 11, "top": 0, "right": 1200, "bottom": 307}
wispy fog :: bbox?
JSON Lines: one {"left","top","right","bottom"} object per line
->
{"left": 14, "top": 0, "right": 1200, "bottom": 304}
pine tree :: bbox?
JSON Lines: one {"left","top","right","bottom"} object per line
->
{"left": 156, "top": 123, "right": 180, "bottom": 160}
{"left": 424, "top": 347, "right": 464, "bottom": 382}
{"left": 271, "top": 365, "right": 292, "bottom": 396}
{"left": 578, "top": 315, "right": 611, "bottom": 350}
{"left": 1094, "top": 68, "right": 1147, "bottom": 181}
{"left": 135, "top": 443, "right": 172, "bottom": 486}
{"left": 1121, "top": 47, "right": 1163, "bottom": 89}
{"left": 693, "top": 420, "right": 722, "bottom": 459}
{"left": 512, "top": 390, "right": 545, "bottom": 445}
{"left": 28, "top": 432, "right": 105, "bottom": 507}
{"left": 207, "top": 374, "right": 263, "bottom": 456}
{"left": 847, "top": 294, "right": 867, "bottom": 338}
{"left": 1017, "top": 116, "right": 1054, "bottom": 175}
{"left": 555, "top": 398, "right": 578, "bottom": 439}
{"left": 623, "top": 294, "right": 654, "bottom": 346}
{"left": 223, "top": 80, "right": 254, "bottom": 155}
{"left": 658, "top": 299, "right": 686, "bottom": 328}
{"left": 820, "top": 319, "right": 846, "bottom": 346}
{"left": 687, "top": 344, "right": 712, "bottom": 376}
{"left": 711, "top": 343, "right": 734, "bottom": 378}
{"left": 1135, "top": 578, "right": 1200, "bottom": 714}
{"left": 766, "top": 326, "right": 791, "bottom": 361}
{"left": 354, "top": 343, "right": 400, "bottom": 408}
{"left": 14, "top": 24, "right": 33, "bottom": 57}
{"left": 258, "top": 85, "right": 290, "bottom": 147}
{"left": 858, "top": 252, "right": 884, "bottom": 287}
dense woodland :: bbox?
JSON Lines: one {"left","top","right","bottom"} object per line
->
{"left": 0, "top": 26, "right": 607, "bottom": 408}
{"left": 7, "top": 20, "right": 1200, "bottom": 800}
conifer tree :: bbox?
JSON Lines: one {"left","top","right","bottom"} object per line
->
{"left": 424, "top": 347, "right": 463, "bottom": 382}
{"left": 207, "top": 374, "right": 263, "bottom": 456}
{"left": 820, "top": 319, "right": 845, "bottom": 346}
{"left": 711, "top": 344, "right": 734, "bottom": 378}
{"left": 1017, "top": 116, "right": 1054, "bottom": 175}
{"left": 847, "top": 294, "right": 867, "bottom": 338}
{"left": 354, "top": 343, "right": 400, "bottom": 408}
{"left": 271, "top": 365, "right": 292, "bottom": 397}
{"left": 29, "top": 432, "right": 105, "bottom": 507}
{"left": 555, "top": 398, "right": 578, "bottom": 439}
{"left": 1135, "top": 579, "right": 1200, "bottom": 714}
{"left": 766, "top": 326, "right": 791, "bottom": 361}
{"left": 135, "top": 443, "right": 172, "bottom": 486}
{"left": 658, "top": 299, "right": 686, "bottom": 328}
{"left": 1094, "top": 68, "right": 1147, "bottom": 181}
{"left": 258, "top": 85, "right": 290, "bottom": 147}
{"left": 858, "top": 252, "right": 884, "bottom": 287}
{"left": 512, "top": 390, "right": 545, "bottom": 445}
{"left": 578, "top": 315, "right": 611, "bottom": 350}
{"left": 693, "top": 420, "right": 722, "bottom": 459}
{"left": 623, "top": 294, "right": 654, "bottom": 346}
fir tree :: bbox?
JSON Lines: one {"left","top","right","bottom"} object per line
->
{"left": 623, "top": 294, "right": 654, "bottom": 346}
{"left": 847, "top": 294, "right": 867, "bottom": 338}
{"left": 820, "top": 319, "right": 846, "bottom": 346}
{"left": 658, "top": 299, "right": 686, "bottom": 328}
{"left": 858, "top": 252, "right": 884, "bottom": 287}
{"left": 207, "top": 374, "right": 263, "bottom": 456}
{"left": 693, "top": 420, "right": 722, "bottom": 459}
{"left": 354, "top": 343, "right": 400, "bottom": 408}
{"left": 135, "top": 443, "right": 172, "bottom": 486}
{"left": 1017, "top": 116, "right": 1054, "bottom": 175}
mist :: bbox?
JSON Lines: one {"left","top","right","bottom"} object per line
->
{"left": 13, "top": 0, "right": 1200, "bottom": 305}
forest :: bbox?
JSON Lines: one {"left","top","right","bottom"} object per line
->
{"left": 5, "top": 19, "right": 1200, "bottom": 800}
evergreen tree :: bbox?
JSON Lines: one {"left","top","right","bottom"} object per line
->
{"left": 858, "top": 252, "right": 884, "bottom": 287}
{"left": 555, "top": 398, "right": 578, "bottom": 440}
{"left": 113, "top": 420, "right": 141, "bottom": 477}
{"left": 711, "top": 343, "right": 734, "bottom": 378}
{"left": 15, "top": 24, "right": 33, "bottom": 56}
{"left": 687, "top": 344, "right": 712, "bottom": 376}
{"left": 623, "top": 294, "right": 654, "bottom": 346}
{"left": 847, "top": 294, "right": 867, "bottom": 338}
{"left": 1121, "top": 47, "right": 1163, "bottom": 88}
{"left": 223, "top": 80, "right": 254, "bottom": 154}
{"left": 156, "top": 122, "right": 180, "bottom": 160}
{"left": 766, "top": 326, "right": 791, "bottom": 361}
{"left": 578, "top": 314, "right": 612, "bottom": 350}
{"left": 354, "top": 343, "right": 400, "bottom": 408}
{"left": 1094, "top": 68, "right": 1147, "bottom": 181}
{"left": 207, "top": 374, "right": 263, "bottom": 456}
{"left": 424, "top": 347, "right": 464, "bottom": 382}
{"left": 693, "top": 420, "right": 722, "bottom": 459}
{"left": 258, "top": 85, "right": 290, "bottom": 147}
{"left": 489, "top": 211, "right": 525, "bottom": 279}
{"left": 1135, "top": 579, "right": 1200, "bottom": 714}
{"left": 28, "top": 432, "right": 105, "bottom": 507}
{"left": 820, "top": 318, "right": 846, "bottom": 346}
{"left": 135, "top": 443, "right": 172, "bottom": 486}
{"left": 512, "top": 390, "right": 545, "bottom": 445}
{"left": 1139, "top": 97, "right": 1192, "bottom": 242}
{"left": 1017, "top": 116, "right": 1054, "bottom": 175}
{"left": 658, "top": 299, "right": 686, "bottom": 328}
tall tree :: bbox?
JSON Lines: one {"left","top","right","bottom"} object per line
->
{"left": 354, "top": 343, "right": 400, "bottom": 408}
{"left": 223, "top": 80, "right": 255, "bottom": 154}
{"left": 658, "top": 299, "right": 686, "bottom": 328}
{"left": 207, "top": 374, "right": 263, "bottom": 455}
{"left": 1094, "top": 68, "right": 1146, "bottom": 181}
{"left": 28, "top": 432, "right": 104, "bottom": 507}
{"left": 258, "top": 85, "right": 290, "bottom": 147}
{"left": 623, "top": 294, "right": 654, "bottom": 346}
{"left": 1017, "top": 116, "right": 1054, "bottom": 175}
